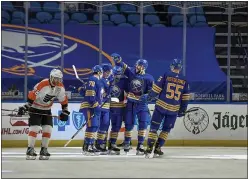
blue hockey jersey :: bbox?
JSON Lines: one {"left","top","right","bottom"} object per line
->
{"left": 149, "top": 71, "right": 190, "bottom": 115}
{"left": 80, "top": 76, "right": 101, "bottom": 110}
{"left": 110, "top": 77, "right": 128, "bottom": 110}
{"left": 121, "top": 63, "right": 154, "bottom": 103}
{"left": 99, "top": 77, "right": 113, "bottom": 112}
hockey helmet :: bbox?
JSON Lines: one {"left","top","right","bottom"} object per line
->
{"left": 50, "top": 69, "right": 63, "bottom": 86}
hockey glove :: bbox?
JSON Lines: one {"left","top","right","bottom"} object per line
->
{"left": 60, "top": 109, "right": 70, "bottom": 121}
{"left": 17, "top": 103, "right": 31, "bottom": 115}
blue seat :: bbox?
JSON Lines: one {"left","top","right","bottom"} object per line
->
{"left": 67, "top": 20, "right": 79, "bottom": 24}
{"left": 103, "top": 20, "right": 115, "bottom": 26}
{"left": 189, "top": 15, "right": 206, "bottom": 25}
{"left": 135, "top": 23, "right": 149, "bottom": 27}
{"left": 54, "top": 12, "right": 69, "bottom": 23}
{"left": 171, "top": 15, "right": 191, "bottom": 27}
{"left": 29, "top": 18, "right": 40, "bottom": 24}
{"left": 168, "top": 6, "right": 181, "bottom": 15}
{"left": 152, "top": 23, "right": 166, "bottom": 27}
{"left": 50, "top": 19, "right": 61, "bottom": 24}
{"left": 118, "top": 23, "right": 133, "bottom": 27}
{"left": 144, "top": 14, "right": 160, "bottom": 25}
{"left": 36, "top": 12, "right": 53, "bottom": 23}
{"left": 43, "top": 2, "right": 60, "bottom": 12}
{"left": 12, "top": 11, "right": 25, "bottom": 21}
{"left": 30, "top": 2, "right": 42, "bottom": 12}
{"left": 11, "top": 19, "right": 24, "bottom": 24}
{"left": 174, "top": 21, "right": 191, "bottom": 27}
{"left": 83, "top": 20, "right": 97, "bottom": 25}
{"left": 1, "top": 2, "right": 15, "bottom": 11}
{"left": 120, "top": 4, "right": 137, "bottom": 13}
{"left": 110, "top": 14, "right": 126, "bottom": 24}
{"left": 188, "top": 7, "right": 204, "bottom": 15}
{"left": 2, "top": 11, "right": 10, "bottom": 22}
{"left": 93, "top": 13, "right": 109, "bottom": 22}
{"left": 2, "top": 18, "right": 9, "bottom": 24}
{"left": 171, "top": 15, "right": 183, "bottom": 26}
{"left": 127, "top": 14, "right": 140, "bottom": 25}
{"left": 193, "top": 21, "right": 208, "bottom": 27}
{"left": 71, "top": 13, "right": 87, "bottom": 23}
{"left": 143, "top": 6, "right": 155, "bottom": 13}
{"left": 103, "top": 4, "right": 118, "bottom": 14}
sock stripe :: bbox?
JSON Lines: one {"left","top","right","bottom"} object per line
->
{"left": 42, "top": 132, "right": 51, "bottom": 138}
{"left": 28, "top": 131, "right": 37, "bottom": 138}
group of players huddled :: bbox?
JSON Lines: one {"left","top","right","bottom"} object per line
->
{"left": 17, "top": 53, "right": 190, "bottom": 160}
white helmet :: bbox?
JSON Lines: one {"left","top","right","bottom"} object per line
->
{"left": 50, "top": 69, "right": 63, "bottom": 86}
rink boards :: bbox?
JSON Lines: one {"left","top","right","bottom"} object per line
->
{"left": 1, "top": 103, "right": 247, "bottom": 147}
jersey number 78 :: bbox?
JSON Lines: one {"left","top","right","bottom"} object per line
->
{"left": 166, "top": 82, "right": 184, "bottom": 101}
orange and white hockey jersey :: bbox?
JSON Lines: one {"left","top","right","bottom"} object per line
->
{"left": 28, "top": 79, "right": 68, "bottom": 110}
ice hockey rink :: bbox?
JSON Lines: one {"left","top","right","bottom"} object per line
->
{"left": 2, "top": 147, "right": 247, "bottom": 178}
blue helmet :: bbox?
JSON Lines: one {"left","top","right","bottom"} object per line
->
{"left": 170, "top": 58, "right": 182, "bottom": 71}
{"left": 101, "top": 63, "right": 113, "bottom": 72}
{"left": 92, "top": 65, "right": 103, "bottom": 74}
{"left": 113, "top": 66, "right": 123, "bottom": 75}
{"left": 111, "top": 53, "right": 122, "bottom": 62}
{"left": 136, "top": 59, "right": 148, "bottom": 70}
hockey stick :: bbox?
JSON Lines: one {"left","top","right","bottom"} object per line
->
{"left": 1, "top": 109, "right": 18, "bottom": 112}
{"left": 72, "top": 65, "right": 85, "bottom": 84}
{"left": 2, "top": 111, "right": 60, "bottom": 118}
{"left": 149, "top": 107, "right": 199, "bottom": 114}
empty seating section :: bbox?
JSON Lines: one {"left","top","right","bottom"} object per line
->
{"left": 2, "top": 2, "right": 208, "bottom": 27}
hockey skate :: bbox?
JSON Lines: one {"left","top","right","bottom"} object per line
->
{"left": 123, "top": 142, "right": 131, "bottom": 154}
{"left": 95, "top": 143, "right": 108, "bottom": 155}
{"left": 136, "top": 144, "right": 145, "bottom": 155}
{"left": 153, "top": 143, "right": 164, "bottom": 158}
{"left": 145, "top": 146, "right": 154, "bottom": 159}
{"left": 108, "top": 143, "right": 120, "bottom": 155}
{"left": 82, "top": 142, "right": 87, "bottom": 155}
{"left": 117, "top": 141, "right": 132, "bottom": 149}
{"left": 39, "top": 147, "right": 50, "bottom": 160}
{"left": 26, "top": 147, "right": 37, "bottom": 160}
{"left": 85, "top": 144, "right": 100, "bottom": 156}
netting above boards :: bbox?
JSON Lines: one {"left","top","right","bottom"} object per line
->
{"left": 80, "top": 1, "right": 248, "bottom": 8}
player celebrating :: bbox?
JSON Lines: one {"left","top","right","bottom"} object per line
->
{"left": 17, "top": 69, "right": 70, "bottom": 160}
{"left": 112, "top": 53, "right": 154, "bottom": 155}
{"left": 108, "top": 66, "right": 128, "bottom": 155}
{"left": 144, "top": 59, "right": 190, "bottom": 158}
{"left": 95, "top": 63, "right": 113, "bottom": 154}
{"left": 80, "top": 65, "right": 103, "bottom": 155}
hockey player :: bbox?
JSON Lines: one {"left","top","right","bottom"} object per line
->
{"left": 144, "top": 59, "right": 190, "bottom": 158}
{"left": 108, "top": 66, "right": 129, "bottom": 155}
{"left": 80, "top": 65, "right": 103, "bottom": 155}
{"left": 111, "top": 53, "right": 154, "bottom": 155}
{"left": 17, "top": 69, "right": 70, "bottom": 160}
{"left": 95, "top": 63, "right": 114, "bottom": 154}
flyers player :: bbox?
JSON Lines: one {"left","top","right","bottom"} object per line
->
{"left": 18, "top": 69, "right": 70, "bottom": 160}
